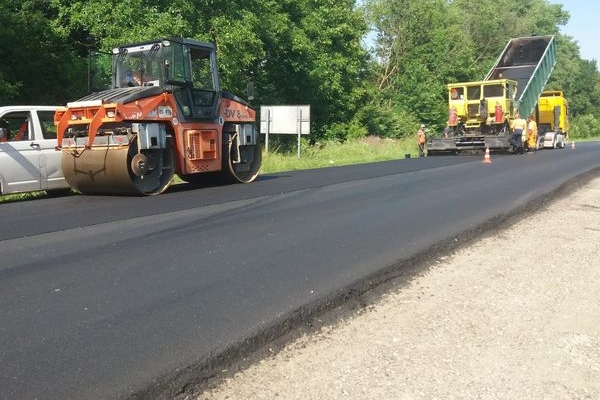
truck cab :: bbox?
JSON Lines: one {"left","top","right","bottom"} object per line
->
{"left": 536, "top": 90, "right": 568, "bottom": 149}
{"left": 448, "top": 78, "right": 518, "bottom": 135}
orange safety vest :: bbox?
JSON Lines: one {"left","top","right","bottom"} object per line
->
{"left": 417, "top": 129, "right": 426, "bottom": 144}
{"left": 448, "top": 107, "right": 457, "bottom": 125}
{"left": 14, "top": 121, "right": 28, "bottom": 141}
{"left": 528, "top": 120, "right": 538, "bottom": 147}
{"left": 494, "top": 103, "right": 503, "bottom": 123}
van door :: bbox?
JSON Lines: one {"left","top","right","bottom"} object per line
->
{"left": 33, "top": 110, "right": 66, "bottom": 190}
{"left": 0, "top": 111, "right": 43, "bottom": 194}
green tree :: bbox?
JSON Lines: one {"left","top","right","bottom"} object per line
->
{"left": 365, "top": 0, "right": 474, "bottom": 134}
{"left": 547, "top": 36, "right": 600, "bottom": 116}
{"left": 51, "top": 0, "right": 371, "bottom": 141}
{"left": 364, "top": 0, "right": 597, "bottom": 137}
{"left": 0, "top": 0, "right": 86, "bottom": 104}
{"left": 5, "top": 0, "right": 596, "bottom": 142}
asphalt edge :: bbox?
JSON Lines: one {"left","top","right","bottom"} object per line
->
{"left": 128, "top": 166, "right": 600, "bottom": 400}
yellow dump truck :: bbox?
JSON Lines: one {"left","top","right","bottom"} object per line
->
{"left": 428, "top": 35, "right": 556, "bottom": 155}
{"left": 536, "top": 90, "right": 569, "bottom": 149}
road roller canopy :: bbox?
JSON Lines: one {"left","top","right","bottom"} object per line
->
{"left": 89, "top": 38, "right": 223, "bottom": 120}
{"left": 111, "top": 38, "right": 220, "bottom": 89}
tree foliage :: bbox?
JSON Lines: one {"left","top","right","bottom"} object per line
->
{"left": 42, "top": 0, "right": 369, "bottom": 140}
{"left": 366, "top": 0, "right": 600, "bottom": 135}
{"left": 0, "top": 0, "right": 598, "bottom": 141}
{"left": 0, "top": 0, "right": 86, "bottom": 104}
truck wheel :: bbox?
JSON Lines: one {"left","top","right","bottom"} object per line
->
{"left": 128, "top": 140, "right": 175, "bottom": 195}
{"left": 221, "top": 136, "right": 262, "bottom": 183}
{"left": 181, "top": 133, "right": 262, "bottom": 186}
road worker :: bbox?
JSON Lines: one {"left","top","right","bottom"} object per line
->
{"left": 510, "top": 112, "right": 527, "bottom": 152}
{"left": 124, "top": 70, "right": 142, "bottom": 86}
{"left": 417, "top": 124, "right": 426, "bottom": 157}
{"left": 527, "top": 115, "right": 538, "bottom": 152}
{"left": 0, "top": 119, "right": 8, "bottom": 142}
{"left": 14, "top": 119, "right": 29, "bottom": 141}
{"left": 443, "top": 122, "right": 451, "bottom": 138}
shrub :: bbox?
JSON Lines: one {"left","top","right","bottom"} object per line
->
{"left": 570, "top": 114, "right": 600, "bottom": 139}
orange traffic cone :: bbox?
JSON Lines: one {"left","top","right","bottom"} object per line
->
{"left": 483, "top": 147, "right": 492, "bottom": 164}
{"left": 571, "top": 140, "right": 576, "bottom": 150}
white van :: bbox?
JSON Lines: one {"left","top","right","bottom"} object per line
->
{"left": 0, "top": 106, "right": 69, "bottom": 195}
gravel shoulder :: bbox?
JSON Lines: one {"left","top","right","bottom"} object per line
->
{"left": 194, "top": 176, "right": 600, "bottom": 400}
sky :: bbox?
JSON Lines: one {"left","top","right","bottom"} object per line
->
{"left": 550, "top": 0, "right": 600, "bottom": 62}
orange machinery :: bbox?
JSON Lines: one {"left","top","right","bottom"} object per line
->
{"left": 55, "top": 37, "right": 261, "bottom": 195}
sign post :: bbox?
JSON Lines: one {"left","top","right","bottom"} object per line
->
{"left": 260, "top": 105, "right": 310, "bottom": 157}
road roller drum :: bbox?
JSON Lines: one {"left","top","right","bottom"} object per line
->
{"left": 61, "top": 140, "right": 174, "bottom": 195}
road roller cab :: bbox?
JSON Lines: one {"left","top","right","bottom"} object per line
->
{"left": 55, "top": 37, "right": 261, "bottom": 195}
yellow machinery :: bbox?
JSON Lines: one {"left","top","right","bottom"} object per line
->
{"left": 428, "top": 35, "right": 556, "bottom": 155}
{"left": 427, "top": 79, "right": 518, "bottom": 154}
{"left": 536, "top": 90, "right": 569, "bottom": 149}
{"left": 449, "top": 79, "right": 517, "bottom": 134}
{"left": 55, "top": 38, "right": 261, "bottom": 195}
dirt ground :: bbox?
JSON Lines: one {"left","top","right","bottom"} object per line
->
{"left": 194, "top": 176, "right": 600, "bottom": 400}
